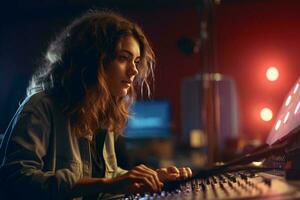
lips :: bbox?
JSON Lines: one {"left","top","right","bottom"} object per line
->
{"left": 121, "top": 80, "right": 132, "bottom": 87}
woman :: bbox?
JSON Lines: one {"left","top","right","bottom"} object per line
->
{"left": 0, "top": 10, "right": 192, "bottom": 200}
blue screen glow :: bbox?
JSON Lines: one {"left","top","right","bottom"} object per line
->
{"left": 125, "top": 101, "right": 171, "bottom": 138}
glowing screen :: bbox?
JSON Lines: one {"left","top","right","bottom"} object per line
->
{"left": 125, "top": 101, "right": 171, "bottom": 138}
{"left": 267, "top": 77, "right": 300, "bottom": 145}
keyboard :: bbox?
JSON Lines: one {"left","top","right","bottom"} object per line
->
{"left": 125, "top": 170, "right": 300, "bottom": 199}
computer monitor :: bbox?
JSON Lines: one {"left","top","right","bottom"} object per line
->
{"left": 267, "top": 77, "right": 300, "bottom": 145}
{"left": 125, "top": 100, "right": 171, "bottom": 139}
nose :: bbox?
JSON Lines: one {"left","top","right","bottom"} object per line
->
{"left": 127, "top": 61, "right": 138, "bottom": 77}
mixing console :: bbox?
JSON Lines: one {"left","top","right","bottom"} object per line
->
{"left": 125, "top": 171, "right": 300, "bottom": 200}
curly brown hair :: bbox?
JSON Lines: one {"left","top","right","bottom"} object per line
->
{"left": 27, "top": 10, "right": 155, "bottom": 137}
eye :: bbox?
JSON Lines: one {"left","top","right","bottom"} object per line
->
{"left": 118, "top": 54, "right": 130, "bottom": 62}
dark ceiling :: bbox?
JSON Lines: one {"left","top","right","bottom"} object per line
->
{"left": 0, "top": 0, "right": 275, "bottom": 22}
{"left": 2, "top": 0, "right": 197, "bottom": 15}
{"left": 1, "top": 0, "right": 202, "bottom": 25}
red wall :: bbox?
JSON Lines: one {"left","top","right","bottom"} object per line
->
{"left": 132, "top": 8, "right": 202, "bottom": 135}
{"left": 134, "top": 0, "right": 300, "bottom": 142}
{"left": 214, "top": 0, "right": 300, "bottom": 140}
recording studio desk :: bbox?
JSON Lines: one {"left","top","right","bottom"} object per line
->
{"left": 125, "top": 170, "right": 300, "bottom": 200}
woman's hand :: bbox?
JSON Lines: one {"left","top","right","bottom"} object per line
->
{"left": 156, "top": 166, "right": 193, "bottom": 182}
{"left": 106, "top": 164, "right": 163, "bottom": 194}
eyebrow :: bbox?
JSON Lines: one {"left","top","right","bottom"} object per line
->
{"left": 119, "top": 49, "right": 140, "bottom": 59}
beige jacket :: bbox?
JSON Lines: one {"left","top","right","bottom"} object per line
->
{"left": 0, "top": 92, "right": 127, "bottom": 200}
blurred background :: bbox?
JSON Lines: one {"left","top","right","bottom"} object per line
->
{"left": 1, "top": 0, "right": 300, "bottom": 170}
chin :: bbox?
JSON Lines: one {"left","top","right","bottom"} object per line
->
{"left": 116, "top": 89, "right": 129, "bottom": 98}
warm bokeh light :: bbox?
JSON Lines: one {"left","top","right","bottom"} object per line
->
{"left": 266, "top": 66, "right": 279, "bottom": 81}
{"left": 260, "top": 107, "right": 273, "bottom": 121}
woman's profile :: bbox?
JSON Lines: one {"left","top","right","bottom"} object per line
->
{"left": 0, "top": 10, "right": 192, "bottom": 200}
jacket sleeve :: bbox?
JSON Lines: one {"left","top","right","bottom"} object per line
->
{"left": 0, "top": 103, "right": 79, "bottom": 200}
{"left": 115, "top": 166, "right": 128, "bottom": 176}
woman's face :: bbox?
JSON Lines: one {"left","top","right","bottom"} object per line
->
{"left": 105, "top": 36, "right": 140, "bottom": 97}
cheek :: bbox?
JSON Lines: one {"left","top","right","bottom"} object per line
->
{"left": 107, "top": 62, "right": 125, "bottom": 76}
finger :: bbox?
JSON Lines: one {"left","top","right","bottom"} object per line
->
{"left": 157, "top": 167, "right": 168, "bottom": 173}
{"left": 128, "top": 172, "right": 158, "bottom": 192}
{"left": 167, "top": 166, "right": 180, "bottom": 174}
{"left": 156, "top": 168, "right": 168, "bottom": 182}
{"left": 186, "top": 167, "right": 193, "bottom": 177}
{"left": 107, "top": 173, "right": 149, "bottom": 194}
{"left": 139, "top": 164, "right": 162, "bottom": 178}
{"left": 131, "top": 170, "right": 157, "bottom": 191}
{"left": 167, "top": 166, "right": 180, "bottom": 180}
{"left": 179, "top": 167, "right": 188, "bottom": 179}
{"left": 136, "top": 165, "right": 163, "bottom": 190}
{"left": 157, "top": 168, "right": 178, "bottom": 182}
{"left": 157, "top": 168, "right": 172, "bottom": 179}
{"left": 133, "top": 166, "right": 162, "bottom": 191}
{"left": 141, "top": 165, "right": 163, "bottom": 190}
{"left": 164, "top": 173, "right": 179, "bottom": 181}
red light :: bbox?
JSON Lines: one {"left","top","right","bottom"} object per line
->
{"left": 266, "top": 66, "right": 279, "bottom": 81}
